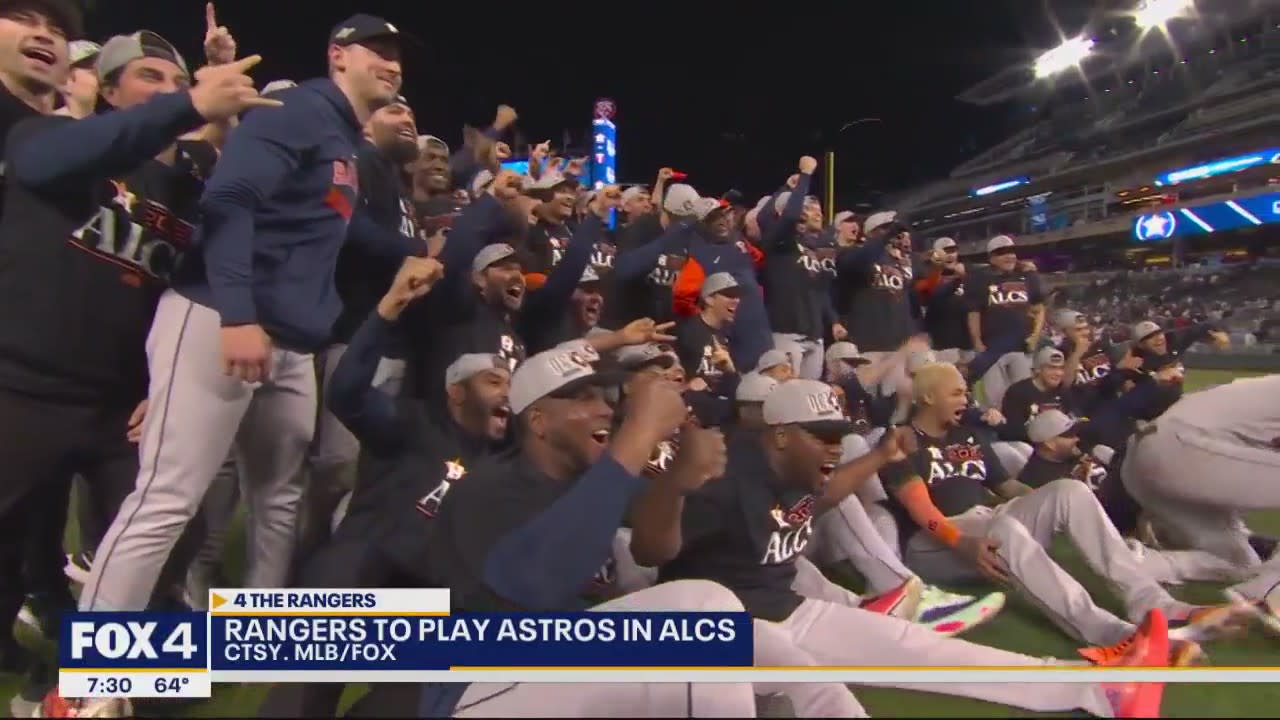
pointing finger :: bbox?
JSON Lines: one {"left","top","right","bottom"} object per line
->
{"left": 655, "top": 321, "right": 675, "bottom": 331}
{"left": 246, "top": 97, "right": 285, "bottom": 108}
{"left": 206, "top": 2, "right": 217, "bottom": 29}
{"left": 231, "top": 54, "right": 263, "bottom": 72}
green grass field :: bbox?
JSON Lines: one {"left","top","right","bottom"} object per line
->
{"left": 3, "top": 369, "right": 1275, "bottom": 717}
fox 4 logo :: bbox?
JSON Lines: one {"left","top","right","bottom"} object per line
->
{"left": 70, "top": 621, "right": 198, "bottom": 661}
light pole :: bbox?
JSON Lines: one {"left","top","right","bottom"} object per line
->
{"left": 825, "top": 118, "right": 882, "bottom": 224}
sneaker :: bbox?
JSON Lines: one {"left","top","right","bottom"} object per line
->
{"left": 1090, "top": 609, "right": 1169, "bottom": 718}
{"left": 35, "top": 688, "right": 132, "bottom": 718}
{"left": 1224, "top": 583, "right": 1280, "bottom": 636}
{"left": 858, "top": 576, "right": 923, "bottom": 619}
{"left": 914, "top": 586, "right": 1006, "bottom": 636}
{"left": 1167, "top": 604, "right": 1254, "bottom": 643}
{"left": 15, "top": 600, "right": 43, "bottom": 636}
{"left": 1170, "top": 638, "right": 1207, "bottom": 667}
{"left": 63, "top": 551, "right": 94, "bottom": 586}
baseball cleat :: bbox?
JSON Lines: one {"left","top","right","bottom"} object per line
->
{"left": 914, "top": 586, "right": 1006, "bottom": 636}
{"left": 1167, "top": 604, "right": 1254, "bottom": 643}
{"left": 1092, "top": 609, "right": 1169, "bottom": 718}
{"left": 1223, "top": 584, "right": 1280, "bottom": 637}
{"left": 858, "top": 576, "right": 923, "bottom": 620}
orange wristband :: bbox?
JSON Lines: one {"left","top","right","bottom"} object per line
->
{"left": 898, "top": 479, "right": 961, "bottom": 547}
{"left": 926, "top": 518, "right": 962, "bottom": 547}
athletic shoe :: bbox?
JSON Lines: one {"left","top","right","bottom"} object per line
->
{"left": 1167, "top": 604, "right": 1254, "bottom": 643}
{"left": 1223, "top": 583, "right": 1280, "bottom": 637}
{"left": 858, "top": 576, "right": 923, "bottom": 620}
{"left": 1170, "top": 639, "right": 1207, "bottom": 667}
{"left": 1089, "top": 609, "right": 1169, "bottom": 718}
{"left": 35, "top": 689, "right": 132, "bottom": 718}
{"left": 15, "top": 602, "right": 42, "bottom": 636}
{"left": 914, "top": 586, "right": 1006, "bottom": 636}
{"left": 63, "top": 551, "right": 94, "bottom": 586}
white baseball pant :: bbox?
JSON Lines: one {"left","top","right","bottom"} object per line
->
{"left": 80, "top": 290, "right": 315, "bottom": 611}
{"left": 979, "top": 352, "right": 1032, "bottom": 409}
{"left": 903, "top": 479, "right": 1224, "bottom": 645}
{"left": 766, "top": 568, "right": 1115, "bottom": 715}
{"left": 1123, "top": 418, "right": 1280, "bottom": 569}
{"left": 451, "top": 580, "right": 757, "bottom": 717}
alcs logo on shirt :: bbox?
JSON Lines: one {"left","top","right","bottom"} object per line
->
{"left": 924, "top": 442, "right": 988, "bottom": 484}
{"left": 70, "top": 179, "right": 195, "bottom": 285}
{"left": 416, "top": 459, "right": 467, "bottom": 519}
{"left": 987, "top": 281, "right": 1029, "bottom": 306}
{"left": 761, "top": 496, "right": 815, "bottom": 565}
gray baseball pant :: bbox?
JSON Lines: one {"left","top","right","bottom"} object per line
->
{"left": 184, "top": 455, "right": 240, "bottom": 610}
{"left": 1123, "top": 418, "right": 1280, "bottom": 568}
{"left": 980, "top": 352, "right": 1032, "bottom": 409}
{"left": 803, "top": 434, "right": 914, "bottom": 594}
{"left": 451, "top": 580, "right": 757, "bottom": 717}
{"left": 80, "top": 291, "right": 316, "bottom": 611}
{"left": 297, "top": 344, "right": 361, "bottom": 565}
{"left": 903, "top": 479, "right": 1210, "bottom": 646}
{"left": 772, "top": 333, "right": 823, "bottom": 380}
{"left": 858, "top": 351, "right": 909, "bottom": 398}
{"left": 992, "top": 441, "right": 1033, "bottom": 476}
{"left": 766, "top": 568, "right": 1114, "bottom": 716}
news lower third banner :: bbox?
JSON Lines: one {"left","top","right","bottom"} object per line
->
{"left": 57, "top": 588, "right": 1280, "bottom": 699}
{"left": 58, "top": 589, "right": 752, "bottom": 698}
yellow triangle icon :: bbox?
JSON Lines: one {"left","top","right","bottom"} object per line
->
{"left": 211, "top": 593, "right": 226, "bottom": 610}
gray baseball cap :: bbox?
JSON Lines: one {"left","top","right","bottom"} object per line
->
{"left": 735, "top": 372, "right": 778, "bottom": 403}
{"left": 763, "top": 379, "right": 853, "bottom": 435}
{"left": 68, "top": 39, "right": 100, "bottom": 67}
{"left": 863, "top": 210, "right": 897, "bottom": 235}
{"left": 1033, "top": 346, "right": 1066, "bottom": 369}
{"left": 444, "top": 353, "right": 508, "bottom": 388}
{"left": 1132, "top": 320, "right": 1162, "bottom": 342}
{"left": 472, "top": 243, "right": 519, "bottom": 274}
{"left": 700, "top": 272, "right": 739, "bottom": 300}
{"left": 508, "top": 345, "right": 617, "bottom": 415}
{"left": 986, "top": 234, "right": 1015, "bottom": 254}
{"left": 933, "top": 236, "right": 958, "bottom": 252}
{"left": 616, "top": 342, "right": 677, "bottom": 371}
{"left": 825, "top": 342, "right": 869, "bottom": 365}
{"left": 755, "top": 349, "right": 790, "bottom": 373}
{"left": 833, "top": 210, "right": 856, "bottom": 226}
{"left": 620, "top": 186, "right": 648, "bottom": 204}
{"left": 1053, "top": 308, "right": 1085, "bottom": 331}
{"left": 1026, "top": 409, "right": 1077, "bottom": 444}
{"left": 663, "top": 184, "right": 700, "bottom": 217}
{"left": 96, "top": 30, "right": 188, "bottom": 84}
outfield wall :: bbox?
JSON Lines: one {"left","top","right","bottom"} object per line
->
{"left": 1185, "top": 351, "right": 1280, "bottom": 373}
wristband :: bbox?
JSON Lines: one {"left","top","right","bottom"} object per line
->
{"left": 927, "top": 518, "right": 962, "bottom": 547}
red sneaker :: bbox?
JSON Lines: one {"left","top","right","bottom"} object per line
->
{"left": 858, "top": 576, "right": 923, "bottom": 620}
{"left": 1087, "top": 609, "right": 1169, "bottom": 719}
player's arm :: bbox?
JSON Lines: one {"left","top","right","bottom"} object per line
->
{"left": 199, "top": 99, "right": 310, "bottom": 326}
{"left": 885, "top": 468, "right": 963, "bottom": 548}
{"left": 980, "top": 443, "right": 1030, "bottom": 499}
{"left": 518, "top": 214, "right": 603, "bottom": 334}
{"left": 8, "top": 92, "right": 204, "bottom": 192}
{"left": 814, "top": 433, "right": 901, "bottom": 515}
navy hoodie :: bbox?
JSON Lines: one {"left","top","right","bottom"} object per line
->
{"left": 177, "top": 79, "right": 412, "bottom": 351}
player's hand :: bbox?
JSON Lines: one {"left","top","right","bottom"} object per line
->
{"left": 565, "top": 156, "right": 588, "bottom": 176}
{"left": 687, "top": 376, "right": 709, "bottom": 392}
{"left": 126, "top": 399, "right": 148, "bottom": 443}
{"left": 189, "top": 55, "right": 280, "bottom": 122}
{"left": 1018, "top": 260, "right": 1037, "bottom": 273}
{"left": 876, "top": 425, "right": 918, "bottom": 464}
{"left": 591, "top": 184, "right": 622, "bottom": 215}
{"left": 1117, "top": 352, "right": 1143, "bottom": 371}
{"left": 494, "top": 104, "right": 518, "bottom": 130}
{"left": 493, "top": 141, "right": 513, "bottom": 161}
{"left": 657, "top": 167, "right": 674, "bottom": 182}
{"left": 489, "top": 169, "right": 523, "bottom": 201}
{"left": 221, "top": 324, "right": 273, "bottom": 383}
{"left": 798, "top": 155, "right": 818, "bottom": 175}
{"left": 618, "top": 318, "right": 676, "bottom": 346}
{"left": 378, "top": 257, "right": 444, "bottom": 320}
{"left": 1153, "top": 363, "right": 1185, "bottom": 384}
{"left": 785, "top": 174, "right": 800, "bottom": 190}
{"left": 1209, "top": 330, "right": 1230, "bottom": 348}
{"left": 668, "top": 424, "right": 727, "bottom": 491}
{"left": 626, "top": 374, "right": 690, "bottom": 440}
{"left": 957, "top": 535, "right": 1009, "bottom": 583}
{"left": 202, "top": 3, "right": 237, "bottom": 65}
{"left": 981, "top": 408, "right": 1005, "bottom": 426}
{"left": 831, "top": 322, "right": 848, "bottom": 341}
{"left": 709, "top": 338, "right": 734, "bottom": 371}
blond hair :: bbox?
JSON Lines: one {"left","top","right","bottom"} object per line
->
{"left": 912, "top": 362, "right": 965, "bottom": 407}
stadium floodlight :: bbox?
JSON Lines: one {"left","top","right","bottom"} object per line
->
{"left": 1133, "top": 0, "right": 1194, "bottom": 29}
{"left": 1033, "top": 36, "right": 1096, "bottom": 79}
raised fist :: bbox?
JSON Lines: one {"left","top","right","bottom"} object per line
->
{"left": 798, "top": 156, "right": 818, "bottom": 174}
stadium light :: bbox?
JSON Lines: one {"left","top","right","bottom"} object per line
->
{"left": 1034, "top": 36, "right": 1096, "bottom": 78}
{"left": 1133, "top": 0, "right": 1194, "bottom": 29}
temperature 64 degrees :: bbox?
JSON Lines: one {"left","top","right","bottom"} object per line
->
{"left": 155, "top": 676, "right": 190, "bottom": 694}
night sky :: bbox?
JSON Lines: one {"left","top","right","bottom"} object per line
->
{"left": 88, "top": 0, "right": 1098, "bottom": 206}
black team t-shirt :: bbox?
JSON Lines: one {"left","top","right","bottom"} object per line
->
{"left": 659, "top": 431, "right": 816, "bottom": 621}
{"left": 607, "top": 213, "right": 684, "bottom": 327}
{"left": 998, "top": 378, "right": 1073, "bottom": 443}
{"left": 0, "top": 82, "right": 43, "bottom": 210}
{"left": 967, "top": 268, "right": 1044, "bottom": 346}
{"left": 674, "top": 315, "right": 733, "bottom": 394}
{"left": 414, "top": 194, "right": 463, "bottom": 239}
{"left": 879, "top": 425, "right": 1008, "bottom": 548}
{"left": 839, "top": 248, "right": 915, "bottom": 352}
{"left": 0, "top": 117, "right": 212, "bottom": 406}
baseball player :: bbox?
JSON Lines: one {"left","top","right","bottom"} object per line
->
{"left": 881, "top": 362, "right": 1251, "bottom": 653}
{"left": 422, "top": 348, "right": 757, "bottom": 717}
{"left": 636, "top": 378, "right": 1171, "bottom": 718}
{"left": 965, "top": 234, "right": 1044, "bottom": 408}
{"left": 1121, "top": 374, "right": 1280, "bottom": 571}
{"left": 78, "top": 14, "right": 410, "bottom": 613}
